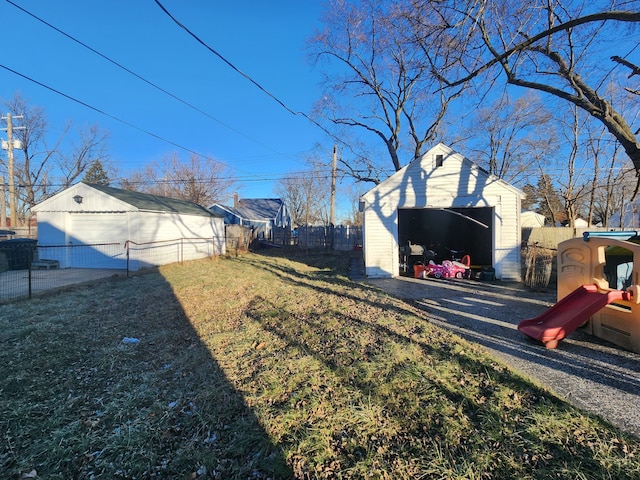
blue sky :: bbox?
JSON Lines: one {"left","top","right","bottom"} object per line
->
{"left": 0, "top": 1, "right": 343, "bottom": 212}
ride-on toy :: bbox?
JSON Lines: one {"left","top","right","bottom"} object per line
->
{"left": 427, "top": 259, "right": 469, "bottom": 278}
{"left": 414, "top": 256, "right": 471, "bottom": 279}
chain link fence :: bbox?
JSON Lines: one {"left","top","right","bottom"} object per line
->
{"left": 0, "top": 237, "right": 224, "bottom": 304}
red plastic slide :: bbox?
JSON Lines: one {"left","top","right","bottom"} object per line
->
{"left": 518, "top": 285, "right": 631, "bottom": 349}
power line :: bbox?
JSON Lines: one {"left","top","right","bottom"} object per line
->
{"left": 6, "top": 170, "right": 338, "bottom": 190}
{"left": 153, "top": 0, "right": 341, "bottom": 143}
{"left": 3, "top": 1, "right": 370, "bottom": 182}
{"left": 0, "top": 62, "right": 234, "bottom": 168}
{"left": 4, "top": 0, "right": 286, "bottom": 159}
{"left": 0, "top": 62, "right": 340, "bottom": 189}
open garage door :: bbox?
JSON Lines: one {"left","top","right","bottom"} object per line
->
{"left": 398, "top": 207, "right": 493, "bottom": 272}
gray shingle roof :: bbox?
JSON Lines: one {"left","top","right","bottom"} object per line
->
{"left": 235, "top": 199, "right": 283, "bottom": 221}
{"left": 87, "top": 183, "right": 220, "bottom": 218}
{"left": 210, "top": 198, "right": 283, "bottom": 222}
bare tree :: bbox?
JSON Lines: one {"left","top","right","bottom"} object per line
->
{"left": 123, "top": 153, "right": 235, "bottom": 206}
{"left": 58, "top": 124, "right": 109, "bottom": 189}
{"left": 610, "top": 56, "right": 640, "bottom": 96}
{"left": 423, "top": 0, "right": 640, "bottom": 193}
{"left": 586, "top": 120, "right": 608, "bottom": 227}
{"left": 341, "top": 182, "right": 364, "bottom": 226}
{"left": 275, "top": 168, "right": 330, "bottom": 227}
{"left": 592, "top": 155, "right": 636, "bottom": 227}
{"left": 562, "top": 80, "right": 639, "bottom": 227}
{"left": 462, "top": 91, "right": 557, "bottom": 186}
{"left": 311, "top": 0, "right": 465, "bottom": 184}
{"left": 1, "top": 93, "right": 109, "bottom": 224}
{"left": 557, "top": 105, "right": 592, "bottom": 227}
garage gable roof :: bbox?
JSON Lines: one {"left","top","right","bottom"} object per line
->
{"left": 362, "top": 143, "right": 523, "bottom": 202}
{"left": 88, "top": 183, "right": 220, "bottom": 217}
{"left": 32, "top": 182, "right": 221, "bottom": 217}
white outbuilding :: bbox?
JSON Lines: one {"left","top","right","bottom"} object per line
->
{"left": 31, "top": 182, "right": 225, "bottom": 270}
{"left": 521, "top": 210, "right": 546, "bottom": 228}
{"left": 360, "top": 143, "right": 524, "bottom": 281}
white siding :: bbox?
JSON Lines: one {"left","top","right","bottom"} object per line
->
{"left": 70, "top": 213, "right": 130, "bottom": 244}
{"left": 35, "top": 212, "right": 67, "bottom": 245}
{"left": 363, "top": 206, "right": 399, "bottom": 278}
{"left": 32, "top": 182, "right": 132, "bottom": 213}
{"left": 33, "top": 183, "right": 226, "bottom": 270}
{"left": 130, "top": 212, "right": 218, "bottom": 243}
{"left": 361, "top": 143, "right": 522, "bottom": 281}
{"left": 498, "top": 194, "right": 522, "bottom": 281}
{"left": 68, "top": 213, "right": 128, "bottom": 268}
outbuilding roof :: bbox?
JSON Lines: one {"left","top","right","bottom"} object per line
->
{"left": 32, "top": 182, "right": 222, "bottom": 218}
{"left": 361, "top": 143, "right": 524, "bottom": 202}
{"left": 88, "top": 183, "right": 218, "bottom": 217}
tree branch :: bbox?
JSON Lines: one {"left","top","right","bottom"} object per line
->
{"left": 611, "top": 55, "right": 640, "bottom": 78}
{"left": 447, "top": 10, "right": 640, "bottom": 88}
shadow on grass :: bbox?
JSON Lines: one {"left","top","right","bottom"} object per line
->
{"left": 256, "top": 250, "right": 640, "bottom": 413}
{"left": 252, "top": 246, "right": 353, "bottom": 274}
{"left": 4, "top": 249, "right": 639, "bottom": 478}
{"left": 239, "top": 250, "right": 640, "bottom": 476}
{"left": 0, "top": 271, "right": 292, "bottom": 479}
{"left": 251, "top": 249, "right": 640, "bottom": 439}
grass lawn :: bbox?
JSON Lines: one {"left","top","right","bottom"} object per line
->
{"left": 1, "top": 250, "right": 639, "bottom": 479}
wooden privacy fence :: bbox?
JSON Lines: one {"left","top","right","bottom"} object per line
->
{"left": 522, "top": 242, "right": 555, "bottom": 290}
{"left": 295, "top": 225, "right": 363, "bottom": 251}
{"left": 225, "top": 224, "right": 363, "bottom": 251}
{"left": 225, "top": 225, "right": 294, "bottom": 251}
{"left": 521, "top": 227, "right": 640, "bottom": 289}
{"left": 522, "top": 227, "right": 637, "bottom": 249}
{"left": 225, "top": 225, "right": 254, "bottom": 255}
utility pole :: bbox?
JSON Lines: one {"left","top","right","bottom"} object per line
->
{"left": 1, "top": 113, "right": 24, "bottom": 229}
{"left": 329, "top": 145, "right": 337, "bottom": 250}
{"left": 0, "top": 176, "right": 6, "bottom": 230}
{"left": 6, "top": 114, "right": 16, "bottom": 228}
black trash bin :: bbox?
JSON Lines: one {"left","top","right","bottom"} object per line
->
{"left": 0, "top": 238, "right": 37, "bottom": 270}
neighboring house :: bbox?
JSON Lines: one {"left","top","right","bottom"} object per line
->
{"left": 521, "top": 210, "right": 546, "bottom": 228}
{"left": 209, "top": 194, "right": 291, "bottom": 239}
{"left": 31, "top": 182, "right": 225, "bottom": 270}
{"left": 359, "top": 143, "right": 524, "bottom": 281}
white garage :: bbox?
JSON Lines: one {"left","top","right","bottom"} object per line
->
{"left": 31, "top": 182, "right": 225, "bottom": 270}
{"left": 360, "top": 143, "right": 523, "bottom": 281}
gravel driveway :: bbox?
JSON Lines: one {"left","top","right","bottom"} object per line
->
{"left": 366, "top": 275, "right": 640, "bottom": 439}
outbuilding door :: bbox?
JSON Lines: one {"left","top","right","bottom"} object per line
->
{"left": 398, "top": 207, "right": 493, "bottom": 270}
{"left": 69, "top": 213, "right": 128, "bottom": 268}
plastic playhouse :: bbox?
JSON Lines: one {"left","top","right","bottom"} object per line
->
{"left": 518, "top": 231, "right": 640, "bottom": 352}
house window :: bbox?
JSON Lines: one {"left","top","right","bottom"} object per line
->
{"left": 435, "top": 154, "right": 444, "bottom": 167}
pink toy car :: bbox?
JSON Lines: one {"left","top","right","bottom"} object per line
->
{"left": 425, "top": 259, "right": 469, "bottom": 279}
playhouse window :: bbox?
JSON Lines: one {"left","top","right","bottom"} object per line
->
{"left": 604, "top": 245, "right": 634, "bottom": 290}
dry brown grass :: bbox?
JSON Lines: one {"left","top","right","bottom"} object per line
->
{"left": 1, "top": 250, "right": 639, "bottom": 479}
